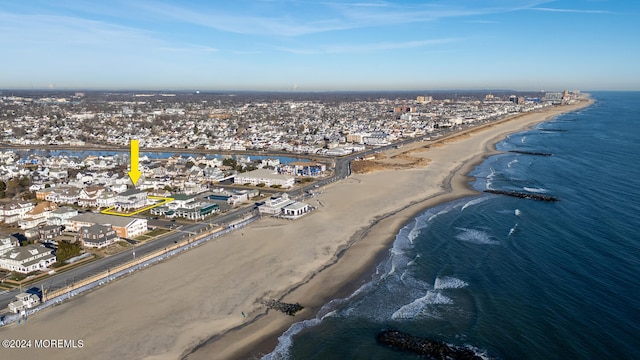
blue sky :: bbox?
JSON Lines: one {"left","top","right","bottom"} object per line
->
{"left": 1, "top": 0, "right": 638, "bottom": 91}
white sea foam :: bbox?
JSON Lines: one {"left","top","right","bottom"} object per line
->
{"left": 407, "top": 226, "right": 420, "bottom": 244}
{"left": 391, "top": 291, "right": 453, "bottom": 320}
{"left": 507, "top": 159, "right": 519, "bottom": 168}
{"left": 400, "top": 274, "right": 430, "bottom": 290}
{"left": 508, "top": 224, "right": 518, "bottom": 237}
{"left": 426, "top": 206, "right": 456, "bottom": 223}
{"left": 515, "top": 209, "right": 522, "bottom": 216}
{"left": 521, "top": 136, "right": 527, "bottom": 143}
{"left": 455, "top": 228, "right": 500, "bottom": 245}
{"left": 461, "top": 197, "right": 488, "bottom": 211}
{"left": 434, "top": 276, "right": 469, "bottom": 289}
{"left": 407, "top": 254, "right": 421, "bottom": 266}
{"left": 262, "top": 318, "right": 321, "bottom": 360}
{"left": 523, "top": 187, "right": 548, "bottom": 193}
{"left": 486, "top": 168, "right": 496, "bottom": 190}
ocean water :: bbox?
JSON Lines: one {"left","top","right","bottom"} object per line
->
{"left": 263, "top": 92, "right": 640, "bottom": 360}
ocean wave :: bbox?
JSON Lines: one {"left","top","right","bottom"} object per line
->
{"left": 486, "top": 168, "right": 496, "bottom": 190}
{"left": 391, "top": 290, "right": 453, "bottom": 320}
{"left": 400, "top": 273, "right": 430, "bottom": 290}
{"left": 262, "top": 318, "right": 322, "bottom": 360}
{"left": 407, "top": 254, "right": 421, "bottom": 266}
{"left": 523, "top": 187, "right": 548, "bottom": 193}
{"left": 507, "top": 159, "right": 519, "bottom": 168}
{"left": 461, "top": 197, "right": 488, "bottom": 211}
{"left": 455, "top": 228, "right": 500, "bottom": 245}
{"left": 407, "top": 227, "right": 420, "bottom": 244}
{"left": 434, "top": 276, "right": 469, "bottom": 289}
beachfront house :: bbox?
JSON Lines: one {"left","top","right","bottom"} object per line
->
{"left": 257, "top": 193, "right": 313, "bottom": 219}
{"left": 69, "top": 213, "right": 148, "bottom": 239}
{"left": 80, "top": 224, "right": 119, "bottom": 249}
{"left": 8, "top": 293, "right": 41, "bottom": 314}
{"left": 281, "top": 202, "right": 311, "bottom": 219}
{"left": 234, "top": 169, "right": 295, "bottom": 188}
{"left": 150, "top": 193, "right": 220, "bottom": 220}
{"left": 0, "top": 244, "right": 56, "bottom": 274}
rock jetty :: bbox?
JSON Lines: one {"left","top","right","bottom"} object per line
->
{"left": 509, "top": 150, "right": 553, "bottom": 156}
{"left": 484, "top": 189, "right": 558, "bottom": 202}
{"left": 376, "top": 329, "right": 482, "bottom": 359}
{"left": 260, "top": 299, "right": 304, "bottom": 316}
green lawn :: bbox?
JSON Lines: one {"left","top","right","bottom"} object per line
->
{"left": 135, "top": 228, "right": 170, "bottom": 241}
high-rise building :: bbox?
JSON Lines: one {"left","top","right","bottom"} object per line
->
{"left": 417, "top": 96, "right": 432, "bottom": 103}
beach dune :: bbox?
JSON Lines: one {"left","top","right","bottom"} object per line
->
{"left": 0, "top": 99, "right": 591, "bottom": 360}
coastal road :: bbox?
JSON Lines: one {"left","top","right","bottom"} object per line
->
{"left": 0, "top": 124, "right": 467, "bottom": 311}
{"left": 0, "top": 208, "right": 256, "bottom": 311}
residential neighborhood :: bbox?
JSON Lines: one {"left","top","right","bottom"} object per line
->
{"left": 1, "top": 90, "right": 579, "bottom": 153}
{"left": 0, "top": 89, "right": 580, "bottom": 309}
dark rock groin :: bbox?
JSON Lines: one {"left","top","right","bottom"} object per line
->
{"left": 484, "top": 189, "right": 558, "bottom": 202}
{"left": 261, "top": 299, "right": 304, "bottom": 316}
{"left": 509, "top": 150, "right": 553, "bottom": 156}
{"left": 376, "top": 329, "right": 482, "bottom": 359}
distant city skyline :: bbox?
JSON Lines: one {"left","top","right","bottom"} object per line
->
{"left": 1, "top": 0, "right": 639, "bottom": 91}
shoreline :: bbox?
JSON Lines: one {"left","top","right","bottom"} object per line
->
{"left": 185, "top": 98, "right": 594, "bottom": 360}
{"left": 0, "top": 98, "right": 593, "bottom": 360}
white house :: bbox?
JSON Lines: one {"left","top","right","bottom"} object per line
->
{"left": 258, "top": 193, "right": 293, "bottom": 215}
{"left": 18, "top": 201, "right": 58, "bottom": 230}
{"left": 96, "top": 191, "right": 117, "bottom": 208}
{"left": 0, "top": 244, "right": 56, "bottom": 274}
{"left": 47, "top": 206, "right": 79, "bottom": 226}
{"left": 234, "top": 169, "right": 295, "bottom": 188}
{"left": 77, "top": 186, "right": 107, "bottom": 207}
{"left": 8, "top": 293, "right": 41, "bottom": 314}
{"left": 257, "top": 193, "right": 312, "bottom": 219}
{"left": 114, "top": 188, "right": 148, "bottom": 211}
{"left": 0, "top": 201, "right": 34, "bottom": 224}
{"left": 282, "top": 202, "right": 311, "bottom": 219}
{"left": 0, "top": 234, "right": 19, "bottom": 256}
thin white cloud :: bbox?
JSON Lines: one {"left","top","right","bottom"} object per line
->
{"left": 132, "top": 2, "right": 354, "bottom": 37}
{"left": 230, "top": 50, "right": 264, "bottom": 55}
{"left": 0, "top": 11, "right": 160, "bottom": 49}
{"left": 465, "top": 20, "right": 500, "bottom": 24}
{"left": 134, "top": 0, "right": 554, "bottom": 37}
{"left": 276, "top": 38, "right": 458, "bottom": 54}
{"left": 155, "top": 45, "right": 218, "bottom": 54}
{"left": 531, "top": 7, "right": 613, "bottom": 14}
{"left": 0, "top": 11, "right": 220, "bottom": 58}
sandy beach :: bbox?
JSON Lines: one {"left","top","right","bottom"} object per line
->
{"left": 0, "top": 98, "right": 592, "bottom": 360}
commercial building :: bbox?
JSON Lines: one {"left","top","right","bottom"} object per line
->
{"left": 234, "top": 169, "right": 295, "bottom": 188}
{"left": 69, "top": 213, "right": 148, "bottom": 239}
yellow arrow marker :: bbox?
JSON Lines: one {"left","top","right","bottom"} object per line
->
{"left": 128, "top": 139, "right": 142, "bottom": 187}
